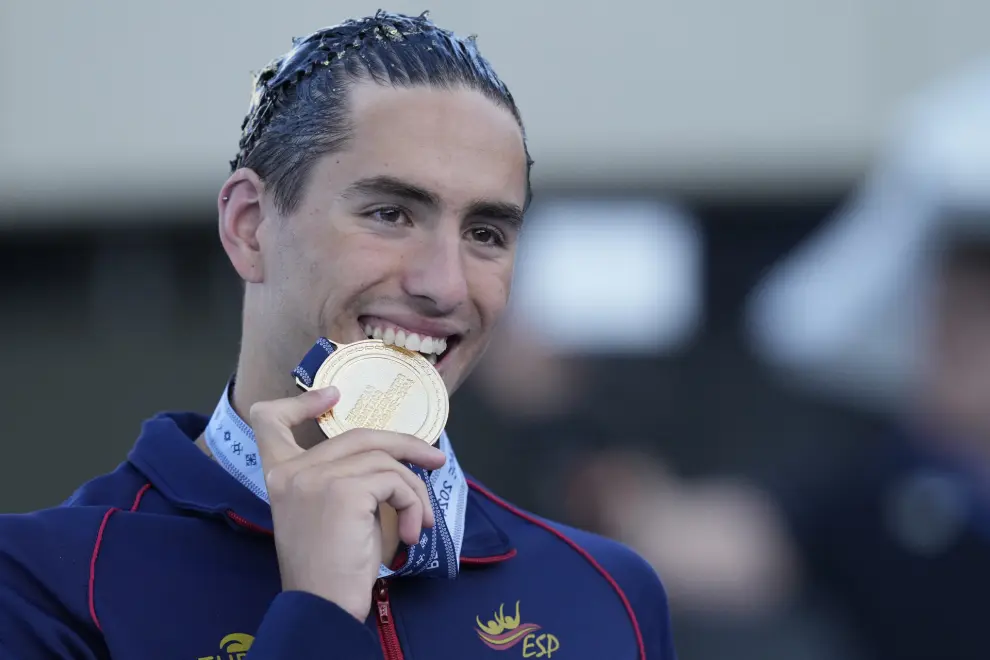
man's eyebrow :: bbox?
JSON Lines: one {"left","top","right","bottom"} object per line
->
{"left": 341, "top": 175, "right": 525, "bottom": 227}
{"left": 466, "top": 200, "right": 525, "bottom": 229}
{"left": 341, "top": 175, "right": 441, "bottom": 208}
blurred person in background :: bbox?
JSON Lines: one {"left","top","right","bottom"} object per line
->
{"left": 567, "top": 60, "right": 990, "bottom": 660}
{"left": 0, "top": 12, "right": 676, "bottom": 660}
{"left": 453, "top": 316, "right": 599, "bottom": 519}
{"left": 743, "top": 60, "right": 990, "bottom": 660}
{"left": 455, "top": 199, "right": 705, "bottom": 523}
{"left": 462, "top": 201, "right": 848, "bottom": 659}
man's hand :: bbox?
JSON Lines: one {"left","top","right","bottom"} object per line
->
{"left": 249, "top": 387, "right": 447, "bottom": 621}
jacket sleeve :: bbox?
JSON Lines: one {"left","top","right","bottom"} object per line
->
{"left": 247, "top": 591, "right": 379, "bottom": 658}
{"left": 539, "top": 517, "right": 678, "bottom": 659}
{"left": 0, "top": 556, "right": 103, "bottom": 660}
{"left": 587, "top": 536, "right": 678, "bottom": 659}
{"left": 606, "top": 542, "right": 676, "bottom": 660}
{"left": 638, "top": 570, "right": 677, "bottom": 660}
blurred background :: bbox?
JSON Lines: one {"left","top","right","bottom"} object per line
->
{"left": 3, "top": 1, "right": 990, "bottom": 658}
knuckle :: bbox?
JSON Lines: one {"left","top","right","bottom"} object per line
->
{"left": 293, "top": 469, "right": 330, "bottom": 495}
{"left": 366, "top": 449, "right": 392, "bottom": 464}
{"left": 391, "top": 432, "right": 418, "bottom": 448}
{"left": 248, "top": 401, "right": 273, "bottom": 425}
{"left": 324, "top": 476, "right": 350, "bottom": 498}
{"left": 349, "top": 428, "right": 397, "bottom": 444}
{"left": 337, "top": 428, "right": 372, "bottom": 447}
{"left": 381, "top": 470, "right": 403, "bottom": 490}
{"left": 408, "top": 477, "right": 425, "bottom": 498}
{"left": 265, "top": 464, "right": 292, "bottom": 494}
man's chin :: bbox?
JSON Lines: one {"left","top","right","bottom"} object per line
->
{"left": 436, "top": 358, "right": 465, "bottom": 396}
{"left": 437, "top": 368, "right": 459, "bottom": 396}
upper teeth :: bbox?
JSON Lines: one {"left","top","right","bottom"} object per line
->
{"left": 365, "top": 325, "right": 448, "bottom": 356}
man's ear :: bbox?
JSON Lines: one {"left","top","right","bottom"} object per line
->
{"left": 218, "top": 169, "right": 267, "bottom": 284}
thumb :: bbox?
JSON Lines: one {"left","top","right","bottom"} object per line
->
{"left": 249, "top": 386, "right": 340, "bottom": 464}
{"left": 253, "top": 386, "right": 340, "bottom": 428}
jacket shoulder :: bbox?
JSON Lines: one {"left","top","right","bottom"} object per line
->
{"left": 469, "top": 482, "right": 677, "bottom": 658}
{"left": 62, "top": 461, "right": 150, "bottom": 509}
{"left": 541, "top": 519, "right": 670, "bottom": 609}
{"left": 0, "top": 464, "right": 152, "bottom": 624}
{"left": 0, "top": 505, "right": 116, "bottom": 636}
{"left": 0, "top": 505, "right": 113, "bottom": 568}
{"left": 541, "top": 520, "right": 677, "bottom": 658}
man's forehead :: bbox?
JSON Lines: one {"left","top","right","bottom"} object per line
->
{"left": 328, "top": 83, "right": 528, "bottom": 207}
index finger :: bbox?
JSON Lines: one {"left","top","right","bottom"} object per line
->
{"left": 301, "top": 428, "right": 447, "bottom": 471}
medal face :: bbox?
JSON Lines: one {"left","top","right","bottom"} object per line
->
{"left": 307, "top": 339, "right": 448, "bottom": 445}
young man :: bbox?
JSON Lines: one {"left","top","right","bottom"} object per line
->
{"left": 0, "top": 12, "right": 676, "bottom": 659}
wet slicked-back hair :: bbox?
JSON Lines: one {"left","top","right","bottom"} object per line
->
{"left": 231, "top": 10, "right": 533, "bottom": 216}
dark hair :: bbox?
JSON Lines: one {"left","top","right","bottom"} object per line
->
{"left": 232, "top": 10, "right": 533, "bottom": 216}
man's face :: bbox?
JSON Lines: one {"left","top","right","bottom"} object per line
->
{"left": 250, "top": 82, "right": 528, "bottom": 395}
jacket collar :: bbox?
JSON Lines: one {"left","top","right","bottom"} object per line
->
{"left": 127, "top": 412, "right": 515, "bottom": 562}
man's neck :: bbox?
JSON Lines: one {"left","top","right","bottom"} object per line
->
{"left": 230, "top": 350, "right": 327, "bottom": 450}
{"left": 194, "top": 434, "right": 212, "bottom": 458}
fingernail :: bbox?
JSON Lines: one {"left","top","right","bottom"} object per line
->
{"left": 319, "top": 386, "right": 339, "bottom": 398}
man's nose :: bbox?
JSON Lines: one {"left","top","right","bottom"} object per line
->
{"left": 401, "top": 235, "right": 470, "bottom": 315}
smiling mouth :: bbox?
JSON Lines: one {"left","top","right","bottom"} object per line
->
{"left": 360, "top": 320, "right": 460, "bottom": 367}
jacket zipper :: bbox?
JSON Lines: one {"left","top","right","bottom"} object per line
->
{"left": 375, "top": 578, "right": 404, "bottom": 660}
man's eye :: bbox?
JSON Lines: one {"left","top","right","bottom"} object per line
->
{"left": 369, "top": 207, "right": 408, "bottom": 225}
{"left": 469, "top": 226, "right": 507, "bottom": 247}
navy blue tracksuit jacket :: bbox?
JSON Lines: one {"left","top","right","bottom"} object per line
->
{"left": 0, "top": 412, "right": 676, "bottom": 659}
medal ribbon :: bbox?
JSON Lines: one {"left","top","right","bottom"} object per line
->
{"left": 205, "top": 374, "right": 467, "bottom": 581}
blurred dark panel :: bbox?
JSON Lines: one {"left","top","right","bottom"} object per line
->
{"left": 0, "top": 190, "right": 871, "bottom": 515}
{"left": 0, "top": 222, "right": 242, "bottom": 512}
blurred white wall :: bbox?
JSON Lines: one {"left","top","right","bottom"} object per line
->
{"left": 510, "top": 198, "right": 703, "bottom": 355}
{"left": 2, "top": 0, "right": 990, "bottom": 222}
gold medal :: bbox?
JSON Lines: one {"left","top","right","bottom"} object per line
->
{"left": 295, "top": 339, "right": 448, "bottom": 446}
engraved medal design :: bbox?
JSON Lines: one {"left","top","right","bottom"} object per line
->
{"left": 292, "top": 337, "right": 448, "bottom": 446}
